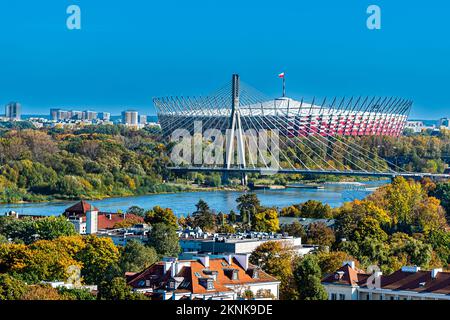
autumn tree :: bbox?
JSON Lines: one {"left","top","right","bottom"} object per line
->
{"left": 144, "top": 206, "right": 178, "bottom": 229}
{"left": 249, "top": 241, "right": 296, "bottom": 299}
{"left": 0, "top": 274, "right": 27, "bottom": 300}
{"left": 76, "top": 236, "right": 120, "bottom": 285}
{"left": 252, "top": 208, "right": 280, "bottom": 233}
{"left": 306, "top": 222, "right": 336, "bottom": 248}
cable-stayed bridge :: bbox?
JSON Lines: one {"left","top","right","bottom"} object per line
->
{"left": 154, "top": 74, "right": 450, "bottom": 182}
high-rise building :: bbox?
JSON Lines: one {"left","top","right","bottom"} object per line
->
{"left": 5, "top": 102, "right": 21, "bottom": 121}
{"left": 50, "top": 108, "right": 61, "bottom": 121}
{"left": 139, "top": 114, "right": 147, "bottom": 125}
{"left": 99, "top": 112, "right": 111, "bottom": 121}
{"left": 122, "top": 110, "right": 139, "bottom": 125}
{"left": 71, "top": 110, "right": 83, "bottom": 120}
{"left": 83, "top": 110, "right": 98, "bottom": 121}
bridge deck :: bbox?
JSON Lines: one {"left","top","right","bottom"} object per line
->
{"left": 168, "top": 167, "right": 450, "bottom": 180}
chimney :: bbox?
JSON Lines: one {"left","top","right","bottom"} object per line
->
{"left": 225, "top": 254, "right": 233, "bottom": 265}
{"left": 107, "top": 214, "right": 112, "bottom": 220}
{"left": 431, "top": 268, "right": 442, "bottom": 279}
{"left": 197, "top": 255, "right": 210, "bottom": 268}
{"left": 343, "top": 261, "right": 355, "bottom": 269}
{"left": 171, "top": 261, "right": 178, "bottom": 277}
{"left": 234, "top": 253, "right": 250, "bottom": 271}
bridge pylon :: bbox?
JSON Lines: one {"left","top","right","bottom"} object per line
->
{"left": 223, "top": 74, "right": 248, "bottom": 186}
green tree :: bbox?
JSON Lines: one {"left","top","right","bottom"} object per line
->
{"left": 236, "top": 193, "right": 261, "bottom": 223}
{"left": 293, "top": 255, "right": 328, "bottom": 300}
{"left": 147, "top": 223, "right": 180, "bottom": 257}
{"left": 192, "top": 200, "right": 217, "bottom": 232}
{"left": 0, "top": 274, "right": 27, "bottom": 300}
{"left": 119, "top": 240, "right": 158, "bottom": 273}
{"left": 98, "top": 277, "right": 147, "bottom": 300}
{"left": 126, "top": 206, "right": 146, "bottom": 218}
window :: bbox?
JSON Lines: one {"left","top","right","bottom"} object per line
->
{"left": 366, "top": 294, "right": 370, "bottom": 300}
{"left": 207, "top": 280, "right": 215, "bottom": 290}
{"left": 331, "top": 293, "right": 337, "bottom": 300}
{"left": 194, "top": 272, "right": 201, "bottom": 277}
{"left": 339, "top": 294, "right": 346, "bottom": 300}
{"left": 232, "top": 270, "right": 239, "bottom": 280}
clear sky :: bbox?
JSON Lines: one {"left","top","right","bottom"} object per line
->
{"left": 0, "top": 0, "right": 449, "bottom": 118}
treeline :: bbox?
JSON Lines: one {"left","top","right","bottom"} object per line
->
{"left": 0, "top": 125, "right": 186, "bottom": 203}
{"left": 0, "top": 207, "right": 182, "bottom": 300}
{"left": 251, "top": 177, "right": 450, "bottom": 299}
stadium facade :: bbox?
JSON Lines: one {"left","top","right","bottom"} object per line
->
{"left": 154, "top": 75, "right": 411, "bottom": 138}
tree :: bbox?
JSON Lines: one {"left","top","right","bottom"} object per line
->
{"left": 252, "top": 208, "right": 280, "bottom": 233}
{"left": 144, "top": 206, "right": 178, "bottom": 229}
{"left": 58, "top": 287, "right": 96, "bottom": 300}
{"left": 0, "top": 274, "right": 27, "bottom": 300}
{"left": 236, "top": 193, "right": 261, "bottom": 223}
{"left": 76, "top": 236, "right": 120, "bottom": 285}
{"left": 228, "top": 210, "right": 237, "bottom": 223}
{"left": 0, "top": 216, "right": 76, "bottom": 244}
{"left": 119, "top": 240, "right": 158, "bottom": 273}
{"left": 281, "top": 221, "right": 306, "bottom": 238}
{"left": 98, "top": 277, "right": 146, "bottom": 300}
{"left": 300, "top": 200, "right": 332, "bottom": 218}
{"left": 316, "top": 251, "right": 355, "bottom": 276}
{"left": 306, "top": 222, "right": 336, "bottom": 248}
{"left": 126, "top": 206, "right": 145, "bottom": 218}
{"left": 389, "top": 233, "right": 432, "bottom": 267}
{"left": 22, "top": 284, "right": 61, "bottom": 300}
{"left": 249, "top": 241, "right": 296, "bottom": 299}
{"left": 293, "top": 255, "right": 328, "bottom": 300}
{"left": 192, "top": 200, "right": 217, "bottom": 232}
{"left": 34, "top": 216, "right": 77, "bottom": 241}
{"left": 431, "top": 182, "right": 450, "bottom": 216}
{"left": 280, "top": 205, "right": 301, "bottom": 217}
{"left": 147, "top": 223, "right": 180, "bottom": 257}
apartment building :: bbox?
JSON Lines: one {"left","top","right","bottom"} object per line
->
{"left": 322, "top": 262, "right": 450, "bottom": 300}
{"left": 126, "top": 254, "right": 280, "bottom": 300}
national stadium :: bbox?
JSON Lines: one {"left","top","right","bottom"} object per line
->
{"left": 153, "top": 74, "right": 411, "bottom": 138}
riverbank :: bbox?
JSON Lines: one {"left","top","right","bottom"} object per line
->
{"left": 0, "top": 179, "right": 390, "bottom": 217}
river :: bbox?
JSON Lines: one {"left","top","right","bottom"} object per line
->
{"left": 0, "top": 180, "right": 389, "bottom": 217}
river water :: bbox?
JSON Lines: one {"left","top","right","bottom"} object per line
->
{"left": 0, "top": 180, "right": 389, "bottom": 217}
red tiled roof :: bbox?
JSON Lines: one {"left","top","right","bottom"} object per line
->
{"left": 97, "top": 213, "right": 143, "bottom": 229}
{"left": 64, "top": 200, "right": 99, "bottom": 216}
{"left": 322, "top": 264, "right": 369, "bottom": 287}
{"left": 127, "top": 257, "right": 279, "bottom": 296}
{"left": 323, "top": 265, "right": 450, "bottom": 295}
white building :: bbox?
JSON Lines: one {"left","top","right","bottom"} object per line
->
{"left": 322, "top": 262, "right": 450, "bottom": 300}
{"left": 127, "top": 254, "right": 280, "bottom": 300}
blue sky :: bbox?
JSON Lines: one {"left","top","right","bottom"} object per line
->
{"left": 0, "top": 0, "right": 449, "bottom": 118}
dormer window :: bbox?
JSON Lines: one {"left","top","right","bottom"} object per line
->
{"left": 168, "top": 280, "right": 176, "bottom": 290}
{"left": 251, "top": 269, "right": 259, "bottom": 279}
{"left": 224, "top": 268, "right": 239, "bottom": 280}
{"left": 199, "top": 278, "right": 215, "bottom": 291}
